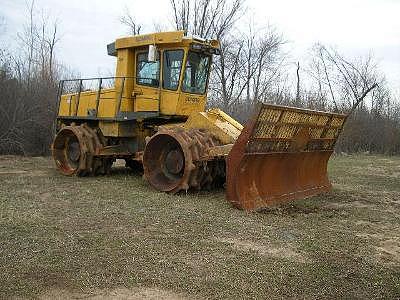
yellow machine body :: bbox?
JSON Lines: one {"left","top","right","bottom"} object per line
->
{"left": 53, "top": 31, "right": 349, "bottom": 211}
{"left": 57, "top": 31, "right": 217, "bottom": 120}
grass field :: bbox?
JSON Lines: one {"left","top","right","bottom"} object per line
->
{"left": 0, "top": 154, "right": 399, "bottom": 299}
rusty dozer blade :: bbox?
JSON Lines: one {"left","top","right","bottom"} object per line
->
{"left": 226, "top": 103, "right": 347, "bottom": 210}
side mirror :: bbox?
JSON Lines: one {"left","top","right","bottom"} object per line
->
{"left": 148, "top": 45, "right": 157, "bottom": 62}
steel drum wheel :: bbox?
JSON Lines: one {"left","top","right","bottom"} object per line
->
{"left": 66, "top": 136, "right": 80, "bottom": 165}
{"left": 52, "top": 128, "right": 82, "bottom": 175}
{"left": 143, "top": 128, "right": 225, "bottom": 193}
{"left": 143, "top": 133, "right": 187, "bottom": 192}
{"left": 52, "top": 124, "right": 114, "bottom": 176}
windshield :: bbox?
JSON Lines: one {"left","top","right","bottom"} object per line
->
{"left": 182, "top": 51, "right": 211, "bottom": 94}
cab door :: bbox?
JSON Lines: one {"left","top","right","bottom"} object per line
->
{"left": 160, "top": 49, "right": 185, "bottom": 115}
{"left": 133, "top": 50, "right": 160, "bottom": 112}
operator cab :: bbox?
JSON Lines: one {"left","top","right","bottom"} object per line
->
{"left": 139, "top": 46, "right": 211, "bottom": 94}
{"left": 107, "top": 31, "right": 220, "bottom": 117}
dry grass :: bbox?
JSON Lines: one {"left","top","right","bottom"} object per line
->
{"left": 0, "top": 154, "right": 399, "bottom": 299}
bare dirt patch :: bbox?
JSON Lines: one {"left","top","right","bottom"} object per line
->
{"left": 0, "top": 169, "right": 48, "bottom": 176}
{"left": 391, "top": 171, "right": 400, "bottom": 178}
{"left": 219, "top": 237, "right": 307, "bottom": 263}
{"left": 375, "top": 239, "right": 400, "bottom": 266}
{"left": 0, "top": 170, "right": 28, "bottom": 174}
{"left": 39, "top": 287, "right": 188, "bottom": 300}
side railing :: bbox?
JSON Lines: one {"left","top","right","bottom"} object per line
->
{"left": 56, "top": 76, "right": 161, "bottom": 120}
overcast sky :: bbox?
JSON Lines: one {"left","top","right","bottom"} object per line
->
{"left": 1, "top": 0, "right": 399, "bottom": 89}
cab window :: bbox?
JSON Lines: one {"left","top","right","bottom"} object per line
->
{"left": 182, "top": 51, "right": 210, "bottom": 94}
{"left": 163, "top": 50, "right": 184, "bottom": 90}
{"left": 136, "top": 52, "right": 160, "bottom": 87}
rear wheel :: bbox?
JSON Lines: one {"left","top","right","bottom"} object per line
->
{"left": 52, "top": 124, "right": 113, "bottom": 176}
{"left": 52, "top": 127, "right": 84, "bottom": 175}
{"left": 66, "top": 137, "right": 80, "bottom": 165}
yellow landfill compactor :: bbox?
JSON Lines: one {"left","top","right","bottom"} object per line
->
{"left": 53, "top": 31, "right": 348, "bottom": 211}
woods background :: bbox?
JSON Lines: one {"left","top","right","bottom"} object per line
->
{"left": 1, "top": 0, "right": 399, "bottom": 156}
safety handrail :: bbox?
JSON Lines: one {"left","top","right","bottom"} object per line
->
{"left": 57, "top": 76, "right": 160, "bottom": 118}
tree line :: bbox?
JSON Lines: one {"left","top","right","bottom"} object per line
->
{"left": 0, "top": 2, "right": 68, "bottom": 155}
{"left": 1, "top": 0, "right": 399, "bottom": 155}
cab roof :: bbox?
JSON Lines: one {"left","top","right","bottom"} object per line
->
{"left": 107, "top": 31, "right": 220, "bottom": 56}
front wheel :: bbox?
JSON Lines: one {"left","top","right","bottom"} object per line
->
{"left": 142, "top": 128, "right": 225, "bottom": 193}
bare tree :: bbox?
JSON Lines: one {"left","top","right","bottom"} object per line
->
{"left": 295, "top": 61, "right": 300, "bottom": 103}
{"left": 120, "top": 7, "right": 142, "bottom": 35}
{"left": 169, "top": 0, "right": 244, "bottom": 39}
{"left": 210, "top": 24, "right": 285, "bottom": 117}
{"left": 251, "top": 29, "right": 286, "bottom": 104}
{"left": 34, "top": 12, "right": 60, "bottom": 81}
{"left": 168, "top": 0, "right": 245, "bottom": 112}
{"left": 309, "top": 44, "right": 378, "bottom": 113}
{"left": 304, "top": 44, "right": 400, "bottom": 154}
{"left": 210, "top": 34, "right": 245, "bottom": 109}
{"left": 0, "top": 0, "right": 63, "bottom": 155}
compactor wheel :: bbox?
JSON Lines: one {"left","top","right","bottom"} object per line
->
{"left": 143, "top": 128, "right": 225, "bottom": 193}
{"left": 52, "top": 124, "right": 112, "bottom": 176}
